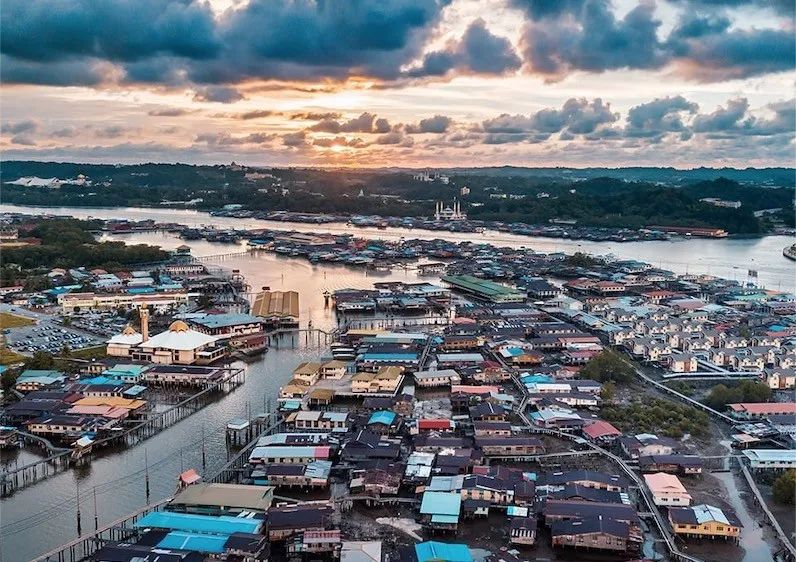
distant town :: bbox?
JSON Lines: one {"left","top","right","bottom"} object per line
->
{"left": 1, "top": 209, "right": 794, "bottom": 562}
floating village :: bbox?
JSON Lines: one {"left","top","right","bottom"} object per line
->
{"left": 0, "top": 211, "right": 795, "bottom": 562}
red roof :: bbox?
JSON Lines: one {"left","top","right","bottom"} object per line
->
{"left": 728, "top": 402, "right": 796, "bottom": 415}
{"left": 417, "top": 419, "right": 454, "bottom": 430}
{"left": 583, "top": 420, "right": 622, "bottom": 440}
{"left": 179, "top": 469, "right": 202, "bottom": 485}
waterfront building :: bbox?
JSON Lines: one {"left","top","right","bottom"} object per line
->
{"left": 168, "top": 483, "right": 275, "bottom": 515}
{"left": 728, "top": 402, "right": 796, "bottom": 419}
{"left": 644, "top": 473, "right": 692, "bottom": 506}
{"left": 740, "top": 449, "right": 796, "bottom": 470}
{"left": 59, "top": 291, "right": 193, "bottom": 313}
{"left": 441, "top": 275, "right": 525, "bottom": 303}
{"left": 108, "top": 320, "right": 224, "bottom": 365}
{"left": 186, "top": 313, "right": 263, "bottom": 336}
{"left": 668, "top": 504, "right": 742, "bottom": 540}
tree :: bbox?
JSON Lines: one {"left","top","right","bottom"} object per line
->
{"left": 600, "top": 381, "right": 616, "bottom": 401}
{"left": 24, "top": 351, "right": 55, "bottom": 370}
{"left": 580, "top": 349, "right": 635, "bottom": 384}
{"left": 705, "top": 380, "right": 772, "bottom": 410}
{"left": 772, "top": 470, "right": 796, "bottom": 505}
{"left": 1, "top": 369, "right": 17, "bottom": 393}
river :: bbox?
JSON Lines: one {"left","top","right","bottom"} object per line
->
{"left": 1, "top": 204, "right": 794, "bottom": 292}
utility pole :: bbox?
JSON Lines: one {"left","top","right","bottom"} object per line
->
{"left": 76, "top": 482, "right": 82, "bottom": 537}
{"left": 144, "top": 448, "right": 150, "bottom": 503}
{"left": 93, "top": 486, "right": 99, "bottom": 531}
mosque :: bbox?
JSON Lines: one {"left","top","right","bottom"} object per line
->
{"left": 434, "top": 200, "right": 466, "bottom": 222}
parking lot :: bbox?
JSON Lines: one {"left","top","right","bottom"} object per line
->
{"left": 1, "top": 304, "right": 107, "bottom": 355}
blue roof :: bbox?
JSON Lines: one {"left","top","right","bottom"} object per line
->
{"left": 135, "top": 512, "right": 261, "bottom": 535}
{"left": 122, "top": 385, "right": 147, "bottom": 396}
{"left": 420, "top": 492, "right": 461, "bottom": 517}
{"left": 19, "top": 370, "right": 64, "bottom": 379}
{"left": 520, "top": 374, "right": 553, "bottom": 383}
{"left": 191, "top": 313, "right": 261, "bottom": 329}
{"left": 368, "top": 410, "right": 397, "bottom": 426}
{"left": 415, "top": 541, "right": 472, "bottom": 562}
{"left": 79, "top": 376, "right": 124, "bottom": 386}
{"left": 157, "top": 531, "right": 227, "bottom": 553}
{"left": 359, "top": 353, "right": 418, "bottom": 361}
{"left": 127, "top": 287, "right": 155, "bottom": 294}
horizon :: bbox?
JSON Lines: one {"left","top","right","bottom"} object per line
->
{"left": 3, "top": 159, "right": 795, "bottom": 172}
{"left": 2, "top": 0, "right": 794, "bottom": 168}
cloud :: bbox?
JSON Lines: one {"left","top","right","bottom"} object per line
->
{"left": 667, "top": 24, "right": 796, "bottom": 81}
{"left": 95, "top": 125, "right": 132, "bottom": 138}
{"left": 517, "top": 0, "right": 794, "bottom": 82}
{"left": 236, "top": 110, "right": 278, "bottom": 120}
{"left": 290, "top": 111, "right": 342, "bottom": 121}
{"left": 282, "top": 131, "right": 308, "bottom": 147}
{"left": 4, "top": 119, "right": 38, "bottom": 134}
{"left": 481, "top": 98, "right": 618, "bottom": 141}
{"left": 195, "top": 131, "right": 274, "bottom": 146}
{"left": 410, "top": 19, "right": 521, "bottom": 77}
{"left": 51, "top": 126, "right": 78, "bottom": 138}
{"left": 692, "top": 98, "right": 751, "bottom": 132}
{"left": 312, "top": 136, "right": 365, "bottom": 148}
{"left": 520, "top": 1, "right": 665, "bottom": 79}
{"left": 10, "top": 135, "right": 36, "bottom": 146}
{"left": 625, "top": 95, "right": 699, "bottom": 137}
{"left": 406, "top": 115, "right": 453, "bottom": 134}
{"left": 308, "top": 112, "right": 385, "bottom": 134}
{"left": 192, "top": 85, "right": 245, "bottom": 103}
{"left": 1, "top": 0, "right": 219, "bottom": 63}
{"left": 147, "top": 107, "right": 195, "bottom": 116}
{"left": 2, "top": 0, "right": 792, "bottom": 89}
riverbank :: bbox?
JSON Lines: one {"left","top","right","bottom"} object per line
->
{"left": 2, "top": 204, "right": 794, "bottom": 291}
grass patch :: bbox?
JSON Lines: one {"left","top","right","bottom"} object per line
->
{"left": 0, "top": 347, "right": 26, "bottom": 365}
{"left": 0, "top": 312, "right": 36, "bottom": 329}
{"left": 69, "top": 345, "right": 108, "bottom": 360}
{"left": 601, "top": 397, "right": 711, "bottom": 439}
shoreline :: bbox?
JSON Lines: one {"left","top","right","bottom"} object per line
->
{"left": 2, "top": 201, "right": 787, "bottom": 244}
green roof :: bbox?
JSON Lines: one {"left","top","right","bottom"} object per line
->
{"left": 441, "top": 275, "right": 523, "bottom": 297}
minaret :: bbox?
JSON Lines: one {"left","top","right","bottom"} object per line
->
{"left": 139, "top": 307, "right": 150, "bottom": 342}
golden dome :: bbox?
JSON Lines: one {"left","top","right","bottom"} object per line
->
{"left": 168, "top": 320, "right": 190, "bottom": 332}
{"left": 122, "top": 325, "right": 139, "bottom": 336}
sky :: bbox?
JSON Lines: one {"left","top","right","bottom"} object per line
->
{"left": 1, "top": 0, "right": 794, "bottom": 168}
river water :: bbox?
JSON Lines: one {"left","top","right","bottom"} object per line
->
{"left": 0, "top": 204, "right": 794, "bottom": 560}
{"left": 1, "top": 204, "right": 794, "bottom": 292}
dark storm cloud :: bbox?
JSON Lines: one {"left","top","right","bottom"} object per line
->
{"left": 520, "top": 1, "right": 665, "bottom": 77}
{"left": 2, "top": 0, "right": 792, "bottom": 87}
{"left": 1, "top": 0, "right": 219, "bottom": 63}
{"left": 1, "top": 0, "right": 449, "bottom": 86}
{"left": 410, "top": 19, "right": 521, "bottom": 77}
{"left": 517, "top": 0, "right": 794, "bottom": 81}
{"left": 667, "top": 25, "right": 796, "bottom": 81}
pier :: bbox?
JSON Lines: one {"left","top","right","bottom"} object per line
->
{"left": 1, "top": 366, "right": 245, "bottom": 497}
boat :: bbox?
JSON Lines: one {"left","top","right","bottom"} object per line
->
{"left": 784, "top": 244, "right": 796, "bottom": 261}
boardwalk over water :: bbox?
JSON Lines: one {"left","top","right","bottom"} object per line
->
{"left": 1, "top": 367, "right": 245, "bottom": 497}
